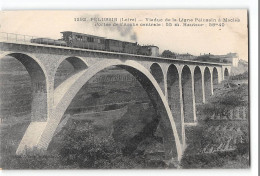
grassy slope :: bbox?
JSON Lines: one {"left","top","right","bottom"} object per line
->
{"left": 181, "top": 75, "right": 249, "bottom": 169}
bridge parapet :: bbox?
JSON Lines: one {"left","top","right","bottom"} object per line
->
{"left": 0, "top": 32, "right": 232, "bottom": 68}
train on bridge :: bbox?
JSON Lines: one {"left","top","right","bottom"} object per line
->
{"left": 31, "top": 31, "right": 160, "bottom": 57}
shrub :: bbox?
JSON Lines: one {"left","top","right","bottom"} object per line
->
{"left": 58, "top": 124, "right": 122, "bottom": 168}
{"left": 161, "top": 50, "right": 176, "bottom": 58}
{"left": 1, "top": 148, "right": 60, "bottom": 169}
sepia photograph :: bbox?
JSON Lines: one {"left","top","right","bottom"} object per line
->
{"left": 0, "top": 9, "right": 250, "bottom": 170}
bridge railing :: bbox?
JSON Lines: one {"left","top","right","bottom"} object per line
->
{"left": 0, "top": 32, "right": 33, "bottom": 44}
{"left": 0, "top": 32, "right": 68, "bottom": 47}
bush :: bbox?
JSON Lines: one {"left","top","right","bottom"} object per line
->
{"left": 236, "top": 142, "right": 249, "bottom": 156}
{"left": 230, "top": 71, "right": 248, "bottom": 80}
{"left": 198, "top": 84, "right": 248, "bottom": 121}
{"left": 58, "top": 123, "right": 122, "bottom": 168}
{"left": 181, "top": 150, "right": 243, "bottom": 169}
{"left": 1, "top": 148, "right": 60, "bottom": 169}
{"left": 161, "top": 50, "right": 176, "bottom": 58}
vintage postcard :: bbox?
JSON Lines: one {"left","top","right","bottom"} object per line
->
{"left": 0, "top": 10, "right": 249, "bottom": 169}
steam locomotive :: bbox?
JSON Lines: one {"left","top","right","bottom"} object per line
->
{"left": 31, "top": 31, "right": 159, "bottom": 57}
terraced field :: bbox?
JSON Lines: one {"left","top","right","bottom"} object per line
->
{"left": 182, "top": 76, "right": 249, "bottom": 168}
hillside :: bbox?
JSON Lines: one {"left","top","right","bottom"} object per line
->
{"left": 231, "top": 60, "right": 248, "bottom": 76}
{"left": 181, "top": 76, "right": 249, "bottom": 168}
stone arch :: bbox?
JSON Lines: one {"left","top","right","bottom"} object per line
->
{"left": 181, "top": 65, "right": 194, "bottom": 123}
{"left": 37, "top": 59, "right": 182, "bottom": 160}
{"left": 53, "top": 56, "right": 88, "bottom": 89}
{"left": 213, "top": 67, "right": 219, "bottom": 92}
{"left": 204, "top": 67, "right": 212, "bottom": 101}
{"left": 167, "top": 64, "right": 183, "bottom": 145}
{"left": 150, "top": 63, "right": 165, "bottom": 93}
{"left": 224, "top": 67, "right": 229, "bottom": 80}
{"left": 0, "top": 52, "right": 48, "bottom": 121}
{"left": 194, "top": 66, "right": 203, "bottom": 104}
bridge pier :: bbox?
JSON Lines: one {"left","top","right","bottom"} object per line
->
{"left": 194, "top": 66, "right": 203, "bottom": 104}
{"left": 212, "top": 67, "right": 219, "bottom": 93}
{"left": 191, "top": 70, "right": 197, "bottom": 122}
{"left": 31, "top": 76, "right": 48, "bottom": 122}
{"left": 181, "top": 66, "right": 195, "bottom": 123}
{"left": 16, "top": 84, "right": 51, "bottom": 154}
{"left": 164, "top": 71, "right": 168, "bottom": 101}
{"left": 178, "top": 71, "right": 186, "bottom": 148}
{"left": 0, "top": 53, "right": 52, "bottom": 155}
{"left": 151, "top": 93, "right": 179, "bottom": 161}
{"left": 204, "top": 67, "right": 212, "bottom": 101}
{"left": 222, "top": 66, "right": 231, "bottom": 80}
{"left": 150, "top": 63, "right": 165, "bottom": 95}
{"left": 167, "top": 64, "right": 184, "bottom": 146}
{"left": 201, "top": 70, "right": 206, "bottom": 103}
{"left": 209, "top": 68, "right": 214, "bottom": 95}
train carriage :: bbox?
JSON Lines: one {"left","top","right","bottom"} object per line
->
{"left": 105, "top": 39, "right": 124, "bottom": 52}
{"left": 31, "top": 38, "right": 67, "bottom": 46}
{"left": 61, "top": 31, "right": 106, "bottom": 50}
{"left": 30, "top": 31, "right": 159, "bottom": 56}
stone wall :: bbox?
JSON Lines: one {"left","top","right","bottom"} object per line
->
{"left": 209, "top": 106, "right": 248, "bottom": 121}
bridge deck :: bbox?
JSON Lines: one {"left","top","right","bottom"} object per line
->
{"left": 0, "top": 40, "right": 231, "bottom": 67}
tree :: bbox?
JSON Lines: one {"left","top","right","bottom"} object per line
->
{"left": 58, "top": 122, "right": 121, "bottom": 168}
{"left": 161, "top": 50, "right": 176, "bottom": 58}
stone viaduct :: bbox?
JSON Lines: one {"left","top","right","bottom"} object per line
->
{"left": 0, "top": 38, "right": 231, "bottom": 161}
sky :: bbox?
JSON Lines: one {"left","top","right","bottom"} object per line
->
{"left": 0, "top": 10, "right": 248, "bottom": 60}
